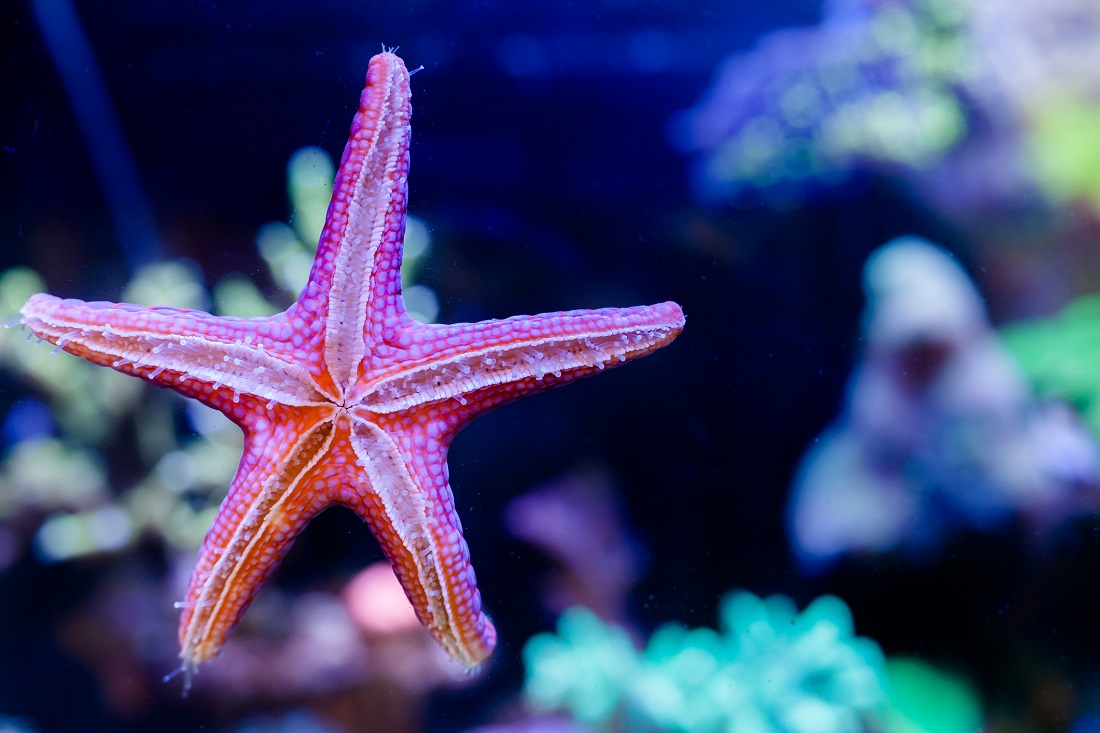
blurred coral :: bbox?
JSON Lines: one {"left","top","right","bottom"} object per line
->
{"left": 342, "top": 560, "right": 422, "bottom": 636}
{"left": 505, "top": 464, "right": 645, "bottom": 627}
{"left": 1003, "top": 294, "right": 1100, "bottom": 438}
{"left": 788, "top": 237, "right": 1099, "bottom": 568}
{"left": 880, "top": 657, "right": 982, "bottom": 733}
{"left": 671, "top": 0, "right": 1100, "bottom": 215}
{"left": 523, "top": 592, "right": 888, "bottom": 733}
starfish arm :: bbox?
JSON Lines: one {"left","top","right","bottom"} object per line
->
{"left": 346, "top": 413, "right": 496, "bottom": 666}
{"left": 178, "top": 405, "right": 340, "bottom": 671}
{"left": 20, "top": 294, "right": 328, "bottom": 415}
{"left": 291, "top": 51, "right": 413, "bottom": 398}
{"left": 355, "top": 301, "right": 685, "bottom": 414}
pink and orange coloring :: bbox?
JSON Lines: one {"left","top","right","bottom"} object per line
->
{"left": 19, "top": 50, "right": 684, "bottom": 687}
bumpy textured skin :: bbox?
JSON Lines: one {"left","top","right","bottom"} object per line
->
{"left": 20, "top": 52, "right": 685, "bottom": 679}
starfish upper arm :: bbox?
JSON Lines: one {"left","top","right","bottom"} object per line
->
{"left": 291, "top": 52, "right": 414, "bottom": 399}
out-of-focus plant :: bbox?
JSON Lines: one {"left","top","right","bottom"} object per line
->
{"left": 1002, "top": 294, "right": 1100, "bottom": 437}
{"left": 1028, "top": 97, "right": 1100, "bottom": 216}
{"left": 0, "top": 261, "right": 240, "bottom": 567}
{"left": 0, "top": 266, "right": 145, "bottom": 446}
{"left": 523, "top": 592, "right": 888, "bottom": 733}
{"left": 880, "top": 657, "right": 982, "bottom": 733}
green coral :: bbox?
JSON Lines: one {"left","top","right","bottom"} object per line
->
{"left": 1028, "top": 97, "right": 1100, "bottom": 211}
{"left": 689, "top": 0, "right": 971, "bottom": 198}
{"left": 0, "top": 262, "right": 242, "bottom": 562}
{"left": 880, "top": 658, "right": 981, "bottom": 733}
{"left": 1001, "top": 294, "right": 1100, "bottom": 437}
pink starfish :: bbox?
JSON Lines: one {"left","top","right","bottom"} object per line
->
{"left": 20, "top": 51, "right": 684, "bottom": 681}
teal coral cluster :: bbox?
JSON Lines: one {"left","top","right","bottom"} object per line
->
{"left": 523, "top": 592, "right": 887, "bottom": 733}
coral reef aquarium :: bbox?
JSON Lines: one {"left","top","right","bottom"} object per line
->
{"left": 7, "top": 0, "right": 1100, "bottom": 731}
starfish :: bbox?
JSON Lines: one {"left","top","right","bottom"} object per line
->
{"left": 19, "top": 51, "right": 684, "bottom": 680}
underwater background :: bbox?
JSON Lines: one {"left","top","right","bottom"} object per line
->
{"left": 5, "top": 0, "right": 1100, "bottom": 731}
